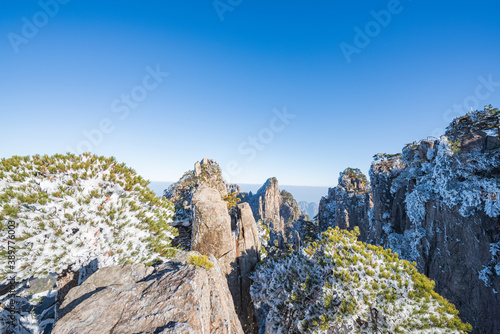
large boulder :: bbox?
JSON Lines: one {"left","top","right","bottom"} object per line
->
{"left": 191, "top": 185, "right": 237, "bottom": 286}
{"left": 165, "top": 158, "right": 231, "bottom": 250}
{"left": 53, "top": 252, "right": 244, "bottom": 334}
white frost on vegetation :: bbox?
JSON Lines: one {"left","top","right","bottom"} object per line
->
{"left": 0, "top": 154, "right": 178, "bottom": 284}
{"left": 251, "top": 227, "right": 471, "bottom": 333}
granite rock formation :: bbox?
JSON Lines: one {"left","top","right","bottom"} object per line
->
{"left": 317, "top": 109, "right": 500, "bottom": 333}
{"left": 53, "top": 253, "right": 244, "bottom": 334}
{"left": 191, "top": 185, "right": 237, "bottom": 289}
{"left": 164, "top": 159, "right": 262, "bottom": 333}
{"left": 165, "top": 158, "right": 236, "bottom": 249}
{"left": 240, "top": 178, "right": 307, "bottom": 253}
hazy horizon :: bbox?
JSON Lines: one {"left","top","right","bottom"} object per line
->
{"left": 148, "top": 181, "right": 329, "bottom": 204}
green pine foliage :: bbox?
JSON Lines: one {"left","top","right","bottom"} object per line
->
{"left": 188, "top": 254, "right": 214, "bottom": 270}
{"left": 0, "top": 153, "right": 178, "bottom": 283}
{"left": 222, "top": 191, "right": 241, "bottom": 210}
{"left": 251, "top": 227, "right": 472, "bottom": 333}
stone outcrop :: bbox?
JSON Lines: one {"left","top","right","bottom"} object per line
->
{"left": 53, "top": 252, "right": 244, "bottom": 334}
{"left": 246, "top": 178, "right": 282, "bottom": 228}
{"left": 191, "top": 187, "right": 262, "bottom": 333}
{"left": 164, "top": 159, "right": 264, "bottom": 333}
{"left": 165, "top": 158, "right": 231, "bottom": 249}
{"left": 318, "top": 168, "right": 372, "bottom": 240}
{"left": 191, "top": 185, "right": 238, "bottom": 295}
{"left": 318, "top": 136, "right": 500, "bottom": 333}
{"left": 279, "top": 190, "right": 303, "bottom": 225}
{"left": 241, "top": 178, "right": 306, "bottom": 252}
{"left": 193, "top": 158, "right": 228, "bottom": 198}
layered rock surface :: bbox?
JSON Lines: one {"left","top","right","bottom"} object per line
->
{"left": 53, "top": 253, "right": 244, "bottom": 334}
{"left": 240, "top": 177, "right": 308, "bottom": 253}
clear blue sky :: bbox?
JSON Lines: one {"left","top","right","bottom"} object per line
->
{"left": 1, "top": 0, "right": 499, "bottom": 187}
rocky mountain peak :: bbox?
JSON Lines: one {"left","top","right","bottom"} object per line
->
{"left": 164, "top": 158, "right": 239, "bottom": 248}
{"left": 193, "top": 157, "right": 228, "bottom": 197}
{"left": 318, "top": 107, "right": 500, "bottom": 332}
{"left": 338, "top": 167, "right": 369, "bottom": 194}
{"left": 162, "top": 160, "right": 262, "bottom": 332}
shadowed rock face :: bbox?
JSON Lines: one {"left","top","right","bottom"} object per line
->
{"left": 234, "top": 203, "right": 260, "bottom": 333}
{"left": 318, "top": 139, "right": 500, "bottom": 333}
{"left": 318, "top": 168, "right": 372, "bottom": 240}
{"left": 53, "top": 253, "right": 244, "bottom": 334}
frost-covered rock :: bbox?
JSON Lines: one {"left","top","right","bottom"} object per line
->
{"left": 318, "top": 168, "right": 372, "bottom": 239}
{"left": 251, "top": 227, "right": 471, "bottom": 333}
{"left": 317, "top": 107, "right": 500, "bottom": 333}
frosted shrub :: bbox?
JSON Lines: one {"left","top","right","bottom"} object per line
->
{"left": 0, "top": 153, "right": 178, "bottom": 283}
{"left": 251, "top": 227, "right": 472, "bottom": 333}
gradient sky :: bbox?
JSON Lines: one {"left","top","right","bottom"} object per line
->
{"left": 1, "top": 0, "right": 499, "bottom": 187}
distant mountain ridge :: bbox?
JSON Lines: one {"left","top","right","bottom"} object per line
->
{"left": 298, "top": 201, "right": 319, "bottom": 219}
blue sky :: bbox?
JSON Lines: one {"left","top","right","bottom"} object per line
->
{"left": 1, "top": 0, "right": 499, "bottom": 187}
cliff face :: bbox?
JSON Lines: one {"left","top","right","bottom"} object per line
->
{"left": 318, "top": 168, "right": 372, "bottom": 241}
{"left": 241, "top": 177, "right": 308, "bottom": 253}
{"left": 318, "top": 128, "right": 500, "bottom": 333}
{"left": 164, "top": 159, "right": 261, "bottom": 333}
